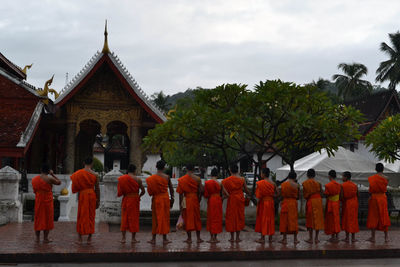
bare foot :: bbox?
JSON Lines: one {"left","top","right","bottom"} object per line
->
{"left": 197, "top": 239, "right": 204, "bottom": 243}
{"left": 214, "top": 239, "right": 220, "bottom": 243}
{"left": 184, "top": 239, "right": 192, "bottom": 244}
{"left": 206, "top": 239, "right": 214, "bottom": 243}
{"left": 43, "top": 239, "right": 53, "bottom": 243}
{"left": 120, "top": 239, "right": 126, "bottom": 244}
{"left": 305, "top": 239, "right": 313, "bottom": 244}
{"left": 294, "top": 240, "right": 300, "bottom": 244}
{"left": 351, "top": 239, "right": 358, "bottom": 243}
{"left": 255, "top": 239, "right": 265, "bottom": 244}
{"left": 366, "top": 238, "right": 375, "bottom": 243}
{"left": 314, "top": 239, "right": 320, "bottom": 244}
{"left": 35, "top": 238, "right": 40, "bottom": 243}
{"left": 147, "top": 240, "right": 156, "bottom": 245}
{"left": 279, "top": 239, "right": 287, "bottom": 244}
{"left": 385, "top": 238, "right": 389, "bottom": 243}
{"left": 342, "top": 238, "right": 349, "bottom": 243}
{"left": 74, "top": 241, "right": 83, "bottom": 245}
{"left": 235, "top": 238, "right": 242, "bottom": 243}
{"left": 163, "top": 239, "right": 172, "bottom": 245}
{"left": 327, "top": 237, "right": 336, "bottom": 243}
{"left": 131, "top": 239, "right": 140, "bottom": 243}
{"left": 229, "top": 239, "right": 235, "bottom": 242}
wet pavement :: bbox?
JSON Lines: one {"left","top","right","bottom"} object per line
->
{"left": 0, "top": 222, "right": 399, "bottom": 263}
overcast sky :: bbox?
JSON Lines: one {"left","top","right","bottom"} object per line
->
{"left": 1, "top": 0, "right": 399, "bottom": 96}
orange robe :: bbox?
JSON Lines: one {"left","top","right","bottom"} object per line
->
{"left": 367, "top": 174, "right": 391, "bottom": 231}
{"left": 70, "top": 169, "right": 97, "bottom": 235}
{"left": 176, "top": 174, "right": 202, "bottom": 231}
{"left": 32, "top": 175, "right": 54, "bottom": 231}
{"left": 324, "top": 180, "right": 341, "bottom": 235}
{"left": 204, "top": 180, "right": 223, "bottom": 234}
{"left": 118, "top": 174, "right": 140, "bottom": 233}
{"left": 222, "top": 176, "right": 245, "bottom": 232}
{"left": 342, "top": 180, "right": 359, "bottom": 233}
{"left": 255, "top": 179, "right": 275, "bottom": 235}
{"left": 279, "top": 181, "right": 298, "bottom": 234}
{"left": 146, "top": 174, "right": 170, "bottom": 235}
{"left": 302, "top": 179, "right": 324, "bottom": 230}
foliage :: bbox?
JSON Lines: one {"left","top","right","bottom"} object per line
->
{"left": 151, "top": 91, "right": 171, "bottom": 112}
{"left": 366, "top": 114, "right": 400, "bottom": 163}
{"left": 92, "top": 157, "right": 104, "bottom": 173}
{"left": 332, "top": 63, "right": 372, "bottom": 101}
{"left": 376, "top": 31, "right": 400, "bottom": 90}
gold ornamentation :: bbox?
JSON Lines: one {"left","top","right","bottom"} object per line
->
{"left": 21, "top": 63, "right": 33, "bottom": 74}
{"left": 102, "top": 20, "right": 110, "bottom": 54}
{"left": 37, "top": 75, "right": 59, "bottom": 102}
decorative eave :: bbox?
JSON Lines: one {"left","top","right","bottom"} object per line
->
{"left": 55, "top": 51, "right": 166, "bottom": 122}
{"left": 0, "top": 52, "right": 26, "bottom": 80}
{"left": 16, "top": 101, "right": 44, "bottom": 150}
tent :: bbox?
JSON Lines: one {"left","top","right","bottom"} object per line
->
{"left": 276, "top": 147, "right": 399, "bottom": 187}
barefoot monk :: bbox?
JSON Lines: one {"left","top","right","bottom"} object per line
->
{"left": 70, "top": 157, "right": 100, "bottom": 244}
{"left": 255, "top": 168, "right": 277, "bottom": 243}
{"left": 341, "top": 171, "right": 359, "bottom": 243}
{"left": 117, "top": 164, "right": 145, "bottom": 244}
{"left": 302, "top": 168, "right": 324, "bottom": 244}
{"left": 32, "top": 163, "right": 61, "bottom": 243}
{"left": 146, "top": 160, "right": 174, "bottom": 245}
{"left": 324, "top": 170, "right": 341, "bottom": 243}
{"left": 222, "top": 164, "right": 250, "bottom": 243}
{"left": 177, "top": 164, "right": 203, "bottom": 243}
{"left": 367, "top": 163, "right": 390, "bottom": 243}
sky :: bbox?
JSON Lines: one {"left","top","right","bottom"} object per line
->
{"left": 1, "top": 0, "right": 399, "bottom": 96}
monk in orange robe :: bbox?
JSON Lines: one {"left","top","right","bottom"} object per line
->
{"left": 70, "top": 157, "right": 100, "bottom": 244}
{"left": 324, "top": 170, "right": 342, "bottom": 242}
{"left": 255, "top": 168, "right": 277, "bottom": 243}
{"left": 222, "top": 164, "right": 250, "bottom": 242}
{"left": 367, "top": 163, "right": 391, "bottom": 243}
{"left": 340, "top": 171, "right": 359, "bottom": 242}
{"left": 117, "top": 164, "right": 145, "bottom": 243}
{"left": 279, "top": 171, "right": 300, "bottom": 245}
{"left": 177, "top": 164, "right": 203, "bottom": 243}
{"left": 146, "top": 160, "right": 174, "bottom": 245}
{"left": 32, "top": 163, "right": 61, "bottom": 243}
{"left": 204, "top": 168, "right": 227, "bottom": 243}
{"left": 302, "top": 168, "right": 324, "bottom": 244}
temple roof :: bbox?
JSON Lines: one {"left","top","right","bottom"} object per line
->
{"left": 345, "top": 89, "right": 400, "bottom": 136}
{"left": 0, "top": 52, "right": 26, "bottom": 80}
{"left": 54, "top": 51, "right": 166, "bottom": 123}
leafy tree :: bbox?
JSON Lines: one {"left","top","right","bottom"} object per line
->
{"left": 150, "top": 91, "right": 171, "bottom": 112}
{"left": 366, "top": 114, "right": 400, "bottom": 163}
{"left": 332, "top": 63, "right": 372, "bottom": 101}
{"left": 376, "top": 32, "right": 400, "bottom": 90}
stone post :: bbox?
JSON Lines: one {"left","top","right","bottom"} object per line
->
{"left": 0, "top": 166, "right": 22, "bottom": 224}
{"left": 65, "top": 122, "right": 76, "bottom": 173}
{"left": 98, "top": 168, "right": 123, "bottom": 223}
{"left": 130, "top": 120, "right": 142, "bottom": 173}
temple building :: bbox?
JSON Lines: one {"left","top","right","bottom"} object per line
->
{"left": 0, "top": 23, "right": 165, "bottom": 175}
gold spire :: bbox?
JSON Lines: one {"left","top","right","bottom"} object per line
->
{"left": 22, "top": 63, "right": 33, "bottom": 74}
{"left": 102, "top": 20, "right": 110, "bottom": 54}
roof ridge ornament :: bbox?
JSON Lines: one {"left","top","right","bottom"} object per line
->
{"left": 102, "top": 20, "right": 110, "bottom": 54}
{"left": 22, "top": 63, "right": 33, "bottom": 75}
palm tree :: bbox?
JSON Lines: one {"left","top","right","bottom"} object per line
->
{"left": 150, "top": 91, "right": 171, "bottom": 112}
{"left": 376, "top": 31, "right": 400, "bottom": 90}
{"left": 332, "top": 63, "right": 372, "bottom": 101}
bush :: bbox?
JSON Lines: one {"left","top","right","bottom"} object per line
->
{"left": 92, "top": 157, "right": 104, "bottom": 173}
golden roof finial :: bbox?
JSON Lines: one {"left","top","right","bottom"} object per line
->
{"left": 102, "top": 20, "right": 110, "bottom": 54}
{"left": 37, "top": 74, "right": 59, "bottom": 103}
{"left": 22, "top": 63, "right": 33, "bottom": 74}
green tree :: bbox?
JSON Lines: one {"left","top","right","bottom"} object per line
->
{"left": 332, "top": 63, "right": 372, "bottom": 101}
{"left": 366, "top": 114, "right": 400, "bottom": 163}
{"left": 376, "top": 32, "right": 400, "bottom": 90}
{"left": 151, "top": 91, "right": 171, "bottom": 112}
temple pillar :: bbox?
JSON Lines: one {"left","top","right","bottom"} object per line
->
{"left": 129, "top": 120, "right": 142, "bottom": 174}
{"left": 65, "top": 122, "right": 76, "bottom": 173}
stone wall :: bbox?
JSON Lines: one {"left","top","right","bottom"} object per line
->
{"left": 0, "top": 166, "right": 22, "bottom": 225}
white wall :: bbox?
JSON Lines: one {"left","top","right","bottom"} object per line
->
{"left": 93, "top": 152, "right": 105, "bottom": 166}
{"left": 142, "top": 154, "right": 161, "bottom": 174}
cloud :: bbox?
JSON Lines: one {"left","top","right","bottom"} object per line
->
{"left": 0, "top": 0, "right": 398, "bottom": 95}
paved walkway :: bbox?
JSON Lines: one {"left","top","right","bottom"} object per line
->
{"left": 0, "top": 222, "right": 399, "bottom": 263}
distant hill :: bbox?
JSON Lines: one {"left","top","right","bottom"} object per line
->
{"left": 166, "top": 88, "right": 197, "bottom": 107}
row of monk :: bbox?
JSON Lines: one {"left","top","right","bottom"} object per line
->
{"left": 31, "top": 158, "right": 390, "bottom": 245}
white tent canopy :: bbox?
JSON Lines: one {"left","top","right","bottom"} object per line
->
{"left": 276, "top": 147, "right": 399, "bottom": 187}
